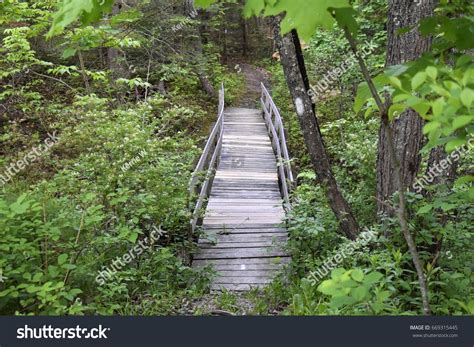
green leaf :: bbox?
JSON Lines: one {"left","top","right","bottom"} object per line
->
{"left": 388, "top": 76, "right": 402, "bottom": 90}
{"left": 454, "top": 175, "right": 474, "bottom": 187}
{"left": 363, "top": 271, "right": 383, "bottom": 286}
{"left": 58, "top": 254, "right": 68, "bottom": 265}
{"left": 411, "top": 71, "right": 427, "bottom": 90}
{"left": 354, "top": 74, "right": 388, "bottom": 113}
{"left": 195, "top": 0, "right": 218, "bottom": 7}
{"left": 419, "top": 17, "right": 437, "bottom": 35}
{"left": 469, "top": 300, "right": 474, "bottom": 314}
{"left": 392, "top": 93, "right": 410, "bottom": 103}
{"left": 456, "top": 54, "right": 473, "bottom": 68}
{"left": 48, "top": 0, "right": 114, "bottom": 37}
{"left": 445, "top": 138, "right": 465, "bottom": 152}
{"left": 431, "top": 98, "right": 445, "bottom": 117}
{"left": 426, "top": 66, "right": 438, "bottom": 80}
{"left": 452, "top": 115, "right": 473, "bottom": 130}
{"left": 330, "top": 295, "right": 357, "bottom": 308}
{"left": 423, "top": 121, "right": 441, "bottom": 134}
{"left": 350, "top": 269, "right": 364, "bottom": 282}
{"left": 385, "top": 64, "right": 409, "bottom": 77}
{"left": 243, "top": 0, "right": 350, "bottom": 41}
{"left": 354, "top": 82, "right": 371, "bottom": 113}
{"left": 243, "top": 0, "right": 265, "bottom": 18}
{"left": 417, "top": 204, "right": 433, "bottom": 215}
{"left": 317, "top": 279, "right": 337, "bottom": 295}
{"left": 411, "top": 101, "right": 431, "bottom": 118}
{"left": 460, "top": 89, "right": 473, "bottom": 108}
{"left": 109, "top": 9, "right": 142, "bottom": 26}
{"left": 129, "top": 232, "right": 139, "bottom": 243}
{"left": 61, "top": 48, "right": 77, "bottom": 59}
{"left": 331, "top": 268, "right": 346, "bottom": 279}
{"left": 376, "top": 290, "right": 390, "bottom": 302}
{"left": 352, "top": 286, "right": 368, "bottom": 301}
{"left": 330, "top": 7, "right": 359, "bottom": 35}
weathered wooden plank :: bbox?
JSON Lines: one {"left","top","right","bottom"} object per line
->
{"left": 214, "top": 269, "right": 281, "bottom": 278}
{"left": 206, "top": 205, "right": 283, "bottom": 210}
{"left": 193, "top": 248, "right": 287, "bottom": 260}
{"left": 198, "top": 240, "right": 286, "bottom": 249}
{"left": 213, "top": 277, "right": 273, "bottom": 284}
{"left": 205, "top": 213, "right": 285, "bottom": 219}
{"left": 196, "top": 263, "right": 285, "bottom": 271}
{"left": 200, "top": 226, "right": 285, "bottom": 231}
{"left": 203, "top": 221, "right": 284, "bottom": 227}
{"left": 193, "top": 256, "right": 290, "bottom": 265}
{"left": 208, "top": 198, "right": 283, "bottom": 204}
{"left": 198, "top": 233, "right": 287, "bottom": 243}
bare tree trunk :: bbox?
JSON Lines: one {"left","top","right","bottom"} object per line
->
{"left": 77, "top": 50, "right": 91, "bottom": 94}
{"left": 377, "top": 0, "right": 435, "bottom": 216}
{"left": 107, "top": 3, "right": 128, "bottom": 80}
{"left": 240, "top": 0, "right": 249, "bottom": 57}
{"left": 273, "top": 21, "right": 359, "bottom": 240}
{"left": 222, "top": 25, "right": 228, "bottom": 64}
{"left": 186, "top": 0, "right": 215, "bottom": 97}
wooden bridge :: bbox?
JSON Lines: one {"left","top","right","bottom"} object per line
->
{"left": 189, "top": 83, "right": 293, "bottom": 291}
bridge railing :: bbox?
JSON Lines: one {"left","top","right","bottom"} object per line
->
{"left": 188, "top": 83, "right": 225, "bottom": 236}
{"left": 260, "top": 83, "right": 294, "bottom": 209}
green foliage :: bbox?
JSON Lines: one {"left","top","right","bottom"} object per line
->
{"left": 316, "top": 268, "right": 390, "bottom": 314}
{"left": 48, "top": 0, "right": 114, "bottom": 37}
{"left": 197, "top": 0, "right": 351, "bottom": 41}
{"left": 1, "top": 0, "right": 472, "bottom": 318}
{"left": 0, "top": 194, "right": 84, "bottom": 314}
{"left": 0, "top": 91, "right": 215, "bottom": 314}
{"left": 384, "top": 57, "right": 474, "bottom": 153}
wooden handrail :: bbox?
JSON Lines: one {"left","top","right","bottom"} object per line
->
{"left": 260, "top": 83, "right": 294, "bottom": 210}
{"left": 189, "top": 83, "right": 225, "bottom": 236}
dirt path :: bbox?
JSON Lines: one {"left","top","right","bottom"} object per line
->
{"left": 233, "top": 63, "right": 271, "bottom": 108}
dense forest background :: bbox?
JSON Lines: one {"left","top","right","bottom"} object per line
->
{"left": 0, "top": 0, "right": 472, "bottom": 315}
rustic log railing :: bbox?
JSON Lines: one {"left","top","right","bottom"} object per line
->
{"left": 189, "top": 83, "right": 225, "bottom": 236}
{"left": 260, "top": 82, "right": 294, "bottom": 209}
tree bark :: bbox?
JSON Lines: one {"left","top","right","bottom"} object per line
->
{"left": 186, "top": 0, "right": 215, "bottom": 97}
{"left": 240, "top": 0, "right": 249, "bottom": 57}
{"left": 107, "top": 3, "right": 127, "bottom": 80}
{"left": 377, "top": 0, "right": 435, "bottom": 216}
{"left": 272, "top": 21, "right": 359, "bottom": 240}
{"left": 77, "top": 50, "right": 91, "bottom": 94}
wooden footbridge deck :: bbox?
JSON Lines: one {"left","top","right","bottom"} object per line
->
{"left": 189, "top": 84, "right": 293, "bottom": 291}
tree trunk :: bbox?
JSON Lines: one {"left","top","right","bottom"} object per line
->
{"left": 107, "top": 3, "right": 127, "bottom": 79}
{"left": 186, "top": 0, "right": 215, "bottom": 97}
{"left": 273, "top": 21, "right": 359, "bottom": 240}
{"left": 240, "top": 0, "right": 249, "bottom": 57}
{"left": 77, "top": 50, "right": 91, "bottom": 94}
{"left": 377, "top": 0, "right": 435, "bottom": 216}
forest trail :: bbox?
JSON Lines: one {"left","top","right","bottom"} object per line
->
{"left": 233, "top": 63, "right": 271, "bottom": 108}
{"left": 192, "top": 105, "right": 290, "bottom": 291}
